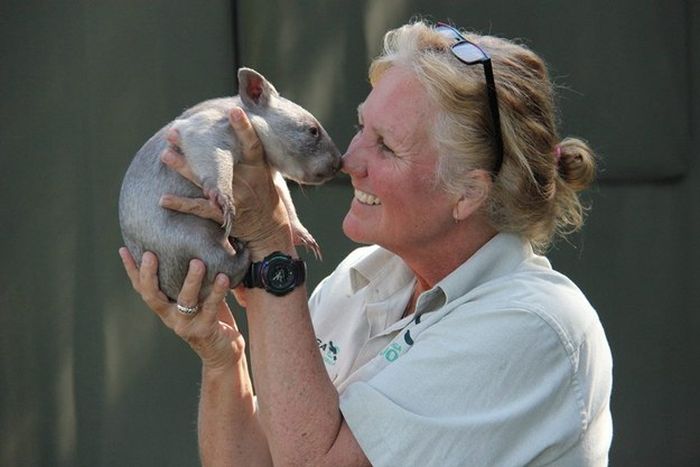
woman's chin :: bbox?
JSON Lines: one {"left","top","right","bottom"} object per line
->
{"left": 342, "top": 212, "right": 372, "bottom": 245}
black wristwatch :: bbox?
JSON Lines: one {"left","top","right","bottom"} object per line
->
{"left": 242, "top": 251, "right": 306, "bottom": 296}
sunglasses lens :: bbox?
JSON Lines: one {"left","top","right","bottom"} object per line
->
{"left": 451, "top": 41, "right": 488, "bottom": 64}
{"left": 435, "top": 25, "right": 463, "bottom": 41}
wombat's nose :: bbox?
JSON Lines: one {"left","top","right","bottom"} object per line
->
{"left": 313, "top": 157, "right": 342, "bottom": 182}
{"left": 328, "top": 157, "right": 343, "bottom": 177}
{"left": 332, "top": 157, "right": 342, "bottom": 173}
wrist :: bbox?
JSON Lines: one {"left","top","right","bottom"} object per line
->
{"left": 247, "top": 226, "right": 296, "bottom": 262}
{"left": 200, "top": 358, "right": 242, "bottom": 381}
{"left": 201, "top": 352, "right": 251, "bottom": 390}
{"left": 197, "top": 336, "right": 247, "bottom": 374}
{"left": 201, "top": 358, "right": 238, "bottom": 375}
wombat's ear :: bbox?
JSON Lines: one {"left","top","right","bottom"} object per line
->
{"left": 238, "top": 68, "right": 279, "bottom": 108}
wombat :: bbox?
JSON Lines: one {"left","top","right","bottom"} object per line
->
{"left": 119, "top": 67, "right": 341, "bottom": 301}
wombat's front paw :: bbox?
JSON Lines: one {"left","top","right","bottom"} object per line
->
{"left": 203, "top": 186, "right": 236, "bottom": 237}
{"left": 292, "top": 222, "right": 321, "bottom": 260}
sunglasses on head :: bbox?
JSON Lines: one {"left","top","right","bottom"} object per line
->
{"left": 435, "top": 22, "right": 504, "bottom": 176}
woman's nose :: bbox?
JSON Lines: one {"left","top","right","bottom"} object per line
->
{"left": 341, "top": 134, "right": 367, "bottom": 177}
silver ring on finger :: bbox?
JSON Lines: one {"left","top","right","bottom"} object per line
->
{"left": 176, "top": 302, "right": 200, "bottom": 316}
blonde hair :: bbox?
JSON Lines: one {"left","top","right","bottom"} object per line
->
{"left": 369, "top": 21, "right": 596, "bottom": 252}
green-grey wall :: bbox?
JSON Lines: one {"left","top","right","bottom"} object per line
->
{"left": 1, "top": 1, "right": 697, "bottom": 465}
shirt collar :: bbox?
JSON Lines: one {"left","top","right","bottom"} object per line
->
{"left": 348, "top": 233, "right": 533, "bottom": 312}
{"left": 349, "top": 246, "right": 414, "bottom": 299}
{"left": 435, "top": 232, "right": 533, "bottom": 305}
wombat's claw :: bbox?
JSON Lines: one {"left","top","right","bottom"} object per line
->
{"left": 230, "top": 237, "right": 246, "bottom": 255}
{"left": 204, "top": 187, "right": 236, "bottom": 237}
{"left": 293, "top": 227, "right": 322, "bottom": 260}
{"left": 221, "top": 204, "right": 235, "bottom": 239}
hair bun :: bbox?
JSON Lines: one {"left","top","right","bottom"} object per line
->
{"left": 557, "top": 137, "right": 596, "bottom": 192}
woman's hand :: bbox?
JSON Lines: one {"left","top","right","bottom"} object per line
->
{"left": 160, "top": 107, "right": 293, "bottom": 260}
{"left": 119, "top": 247, "right": 245, "bottom": 371}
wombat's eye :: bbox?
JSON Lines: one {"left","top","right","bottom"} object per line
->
{"left": 309, "top": 126, "right": 319, "bottom": 137}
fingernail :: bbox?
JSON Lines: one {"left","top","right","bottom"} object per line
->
{"left": 230, "top": 106, "right": 243, "bottom": 122}
{"left": 166, "top": 128, "right": 179, "bottom": 142}
{"left": 159, "top": 195, "right": 171, "bottom": 206}
{"left": 161, "top": 150, "right": 174, "bottom": 164}
{"left": 190, "top": 259, "right": 204, "bottom": 272}
{"left": 143, "top": 254, "right": 153, "bottom": 266}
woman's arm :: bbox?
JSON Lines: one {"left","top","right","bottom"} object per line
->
{"left": 119, "top": 230, "right": 271, "bottom": 465}
{"left": 241, "top": 282, "right": 370, "bottom": 466}
{"left": 198, "top": 360, "right": 271, "bottom": 466}
{"left": 223, "top": 109, "right": 370, "bottom": 465}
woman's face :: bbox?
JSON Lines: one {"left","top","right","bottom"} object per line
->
{"left": 341, "top": 66, "right": 457, "bottom": 256}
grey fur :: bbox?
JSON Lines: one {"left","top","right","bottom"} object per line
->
{"left": 119, "top": 68, "right": 341, "bottom": 301}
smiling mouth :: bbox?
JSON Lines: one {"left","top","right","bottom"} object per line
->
{"left": 354, "top": 189, "right": 382, "bottom": 206}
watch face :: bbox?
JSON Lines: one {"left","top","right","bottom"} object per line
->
{"left": 263, "top": 257, "right": 297, "bottom": 292}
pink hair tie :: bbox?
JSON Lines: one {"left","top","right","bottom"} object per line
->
{"left": 554, "top": 145, "right": 562, "bottom": 164}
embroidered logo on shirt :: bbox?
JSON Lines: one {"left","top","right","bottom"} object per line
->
{"left": 317, "top": 338, "right": 339, "bottom": 366}
{"left": 381, "top": 343, "right": 403, "bottom": 362}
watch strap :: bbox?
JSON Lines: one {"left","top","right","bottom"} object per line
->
{"left": 242, "top": 261, "right": 263, "bottom": 288}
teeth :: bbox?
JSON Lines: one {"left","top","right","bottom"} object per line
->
{"left": 354, "top": 189, "right": 381, "bottom": 205}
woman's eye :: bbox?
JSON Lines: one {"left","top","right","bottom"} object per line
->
{"left": 378, "top": 139, "right": 394, "bottom": 154}
{"left": 354, "top": 124, "right": 364, "bottom": 134}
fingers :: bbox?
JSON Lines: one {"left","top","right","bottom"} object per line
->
{"left": 119, "top": 247, "right": 140, "bottom": 289}
{"left": 159, "top": 194, "right": 225, "bottom": 224}
{"left": 174, "top": 265, "right": 232, "bottom": 326}
{"left": 119, "top": 248, "right": 172, "bottom": 314}
{"left": 139, "top": 251, "right": 159, "bottom": 293}
{"left": 166, "top": 127, "right": 182, "bottom": 148}
{"left": 138, "top": 251, "right": 170, "bottom": 313}
{"left": 176, "top": 259, "right": 206, "bottom": 311}
{"left": 161, "top": 130, "right": 199, "bottom": 184}
{"left": 216, "top": 299, "right": 238, "bottom": 331}
{"left": 229, "top": 107, "right": 265, "bottom": 166}
{"left": 120, "top": 249, "right": 244, "bottom": 366}
{"left": 201, "top": 273, "right": 230, "bottom": 319}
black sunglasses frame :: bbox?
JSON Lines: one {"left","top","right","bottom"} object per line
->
{"left": 436, "top": 22, "right": 504, "bottom": 176}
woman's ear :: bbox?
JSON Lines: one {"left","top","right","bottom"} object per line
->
{"left": 453, "top": 169, "right": 492, "bottom": 221}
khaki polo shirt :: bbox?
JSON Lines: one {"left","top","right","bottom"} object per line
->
{"left": 308, "top": 233, "right": 613, "bottom": 466}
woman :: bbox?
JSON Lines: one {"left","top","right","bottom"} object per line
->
{"left": 120, "top": 21, "right": 612, "bottom": 466}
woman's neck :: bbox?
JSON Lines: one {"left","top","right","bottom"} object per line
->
{"left": 402, "top": 222, "right": 497, "bottom": 291}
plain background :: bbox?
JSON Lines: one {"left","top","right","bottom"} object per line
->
{"left": 1, "top": 1, "right": 698, "bottom": 465}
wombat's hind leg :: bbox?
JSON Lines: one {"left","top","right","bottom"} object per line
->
{"left": 292, "top": 223, "right": 322, "bottom": 260}
{"left": 273, "top": 172, "right": 321, "bottom": 260}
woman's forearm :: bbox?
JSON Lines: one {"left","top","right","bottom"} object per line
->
{"left": 198, "top": 362, "right": 272, "bottom": 467}
{"left": 245, "top": 285, "right": 343, "bottom": 465}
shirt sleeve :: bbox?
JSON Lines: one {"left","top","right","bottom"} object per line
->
{"left": 339, "top": 306, "right": 587, "bottom": 467}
